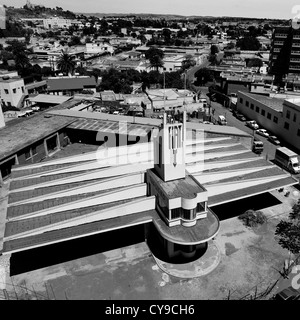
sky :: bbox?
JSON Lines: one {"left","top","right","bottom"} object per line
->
{"left": 1, "top": 0, "right": 299, "bottom": 19}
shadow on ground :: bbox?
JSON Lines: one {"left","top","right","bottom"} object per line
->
{"left": 10, "top": 223, "right": 148, "bottom": 276}
{"left": 212, "top": 192, "right": 281, "bottom": 221}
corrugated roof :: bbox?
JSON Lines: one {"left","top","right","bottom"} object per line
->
{"left": 29, "top": 94, "right": 72, "bottom": 105}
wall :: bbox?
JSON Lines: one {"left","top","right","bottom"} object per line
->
{"left": 0, "top": 102, "right": 5, "bottom": 128}
{"left": 236, "top": 92, "right": 283, "bottom": 138}
{"left": 0, "top": 79, "right": 27, "bottom": 107}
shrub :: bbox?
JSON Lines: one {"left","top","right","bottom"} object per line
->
{"left": 239, "top": 209, "right": 267, "bottom": 227}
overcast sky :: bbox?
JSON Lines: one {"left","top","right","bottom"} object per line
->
{"left": 1, "top": 0, "right": 298, "bottom": 19}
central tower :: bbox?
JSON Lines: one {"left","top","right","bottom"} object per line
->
{"left": 154, "top": 112, "right": 186, "bottom": 182}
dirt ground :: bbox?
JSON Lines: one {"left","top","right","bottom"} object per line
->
{"left": 0, "top": 186, "right": 297, "bottom": 300}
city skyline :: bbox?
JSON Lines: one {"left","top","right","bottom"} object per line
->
{"left": 0, "top": 0, "right": 298, "bottom": 20}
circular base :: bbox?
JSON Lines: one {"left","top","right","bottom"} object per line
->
{"left": 152, "top": 241, "right": 221, "bottom": 279}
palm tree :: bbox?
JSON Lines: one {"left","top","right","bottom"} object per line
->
{"left": 56, "top": 50, "right": 76, "bottom": 76}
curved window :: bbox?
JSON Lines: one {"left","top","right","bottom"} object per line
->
{"left": 182, "top": 208, "right": 197, "bottom": 220}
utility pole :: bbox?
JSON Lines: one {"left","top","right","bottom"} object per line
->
{"left": 163, "top": 71, "right": 165, "bottom": 112}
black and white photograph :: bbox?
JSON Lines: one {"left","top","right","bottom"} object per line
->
{"left": 0, "top": 0, "right": 299, "bottom": 305}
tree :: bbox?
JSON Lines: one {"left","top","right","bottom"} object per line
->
{"left": 56, "top": 50, "right": 76, "bottom": 76}
{"left": 236, "top": 36, "right": 261, "bottom": 51}
{"left": 145, "top": 47, "right": 164, "bottom": 71}
{"left": 194, "top": 68, "right": 213, "bottom": 86}
{"left": 247, "top": 58, "right": 263, "bottom": 72}
{"left": 275, "top": 220, "right": 300, "bottom": 254}
{"left": 5, "top": 40, "right": 27, "bottom": 55}
{"left": 238, "top": 210, "right": 267, "bottom": 228}
{"left": 210, "top": 45, "right": 219, "bottom": 55}
{"left": 181, "top": 54, "right": 196, "bottom": 71}
{"left": 290, "top": 199, "right": 300, "bottom": 220}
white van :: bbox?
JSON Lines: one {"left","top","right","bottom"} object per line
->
{"left": 218, "top": 115, "right": 227, "bottom": 125}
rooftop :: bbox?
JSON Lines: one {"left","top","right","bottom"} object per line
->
{"left": 239, "top": 91, "right": 285, "bottom": 112}
{"left": 148, "top": 169, "right": 206, "bottom": 200}
{"left": 29, "top": 94, "right": 73, "bottom": 105}
{"left": 46, "top": 77, "right": 97, "bottom": 92}
{"left": 0, "top": 113, "right": 76, "bottom": 161}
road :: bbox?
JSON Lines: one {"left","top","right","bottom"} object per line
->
{"left": 186, "top": 59, "right": 210, "bottom": 83}
{"left": 201, "top": 92, "right": 300, "bottom": 181}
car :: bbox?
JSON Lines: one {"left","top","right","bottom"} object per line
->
{"left": 246, "top": 120, "right": 259, "bottom": 130}
{"left": 235, "top": 112, "right": 247, "bottom": 121}
{"left": 113, "top": 111, "right": 119, "bottom": 115}
{"left": 268, "top": 135, "right": 281, "bottom": 145}
{"left": 256, "top": 129, "right": 269, "bottom": 137}
{"left": 203, "top": 121, "right": 214, "bottom": 125}
{"left": 274, "top": 286, "right": 300, "bottom": 300}
{"left": 32, "top": 106, "right": 40, "bottom": 112}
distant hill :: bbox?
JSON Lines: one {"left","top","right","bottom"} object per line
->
{"left": 79, "top": 12, "right": 186, "bottom": 20}
{"left": 6, "top": 6, "right": 76, "bottom": 20}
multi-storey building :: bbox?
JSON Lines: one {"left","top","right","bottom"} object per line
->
{"left": 269, "top": 26, "right": 300, "bottom": 77}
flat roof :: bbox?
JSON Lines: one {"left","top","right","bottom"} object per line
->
{"left": 148, "top": 169, "right": 206, "bottom": 200}
{"left": 153, "top": 208, "right": 219, "bottom": 245}
{"left": 47, "top": 77, "right": 97, "bottom": 92}
{"left": 0, "top": 114, "right": 76, "bottom": 161}
{"left": 239, "top": 92, "right": 285, "bottom": 112}
{"left": 29, "top": 94, "right": 73, "bottom": 105}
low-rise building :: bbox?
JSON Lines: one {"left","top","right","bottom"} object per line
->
{"left": 85, "top": 42, "right": 114, "bottom": 55}
{"left": 0, "top": 77, "right": 28, "bottom": 108}
{"left": 46, "top": 76, "right": 97, "bottom": 96}
{"left": 236, "top": 91, "right": 300, "bottom": 151}
{"left": 43, "top": 17, "right": 72, "bottom": 29}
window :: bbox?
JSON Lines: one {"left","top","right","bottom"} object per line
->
{"left": 250, "top": 103, "right": 254, "bottom": 110}
{"left": 298, "top": 129, "right": 300, "bottom": 136}
{"left": 4, "top": 89, "right": 8, "bottom": 94}
{"left": 240, "top": 98, "right": 243, "bottom": 104}
{"left": 21, "top": 87, "right": 24, "bottom": 93}
{"left": 267, "top": 112, "right": 272, "bottom": 119}
{"left": 25, "top": 149, "right": 31, "bottom": 160}
{"left": 32, "top": 146, "right": 37, "bottom": 156}
{"left": 256, "top": 106, "right": 260, "bottom": 113}
{"left": 274, "top": 116, "right": 278, "bottom": 123}
{"left": 261, "top": 109, "right": 265, "bottom": 116}
{"left": 284, "top": 122, "right": 290, "bottom": 130}
{"left": 246, "top": 101, "right": 249, "bottom": 107}
{"left": 13, "top": 88, "right": 16, "bottom": 94}
{"left": 286, "top": 110, "right": 291, "bottom": 119}
{"left": 293, "top": 114, "right": 297, "bottom": 122}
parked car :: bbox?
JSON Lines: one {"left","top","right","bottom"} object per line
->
{"left": 235, "top": 112, "right": 247, "bottom": 121}
{"left": 274, "top": 286, "right": 300, "bottom": 300}
{"left": 256, "top": 129, "right": 269, "bottom": 137}
{"left": 203, "top": 121, "right": 214, "bottom": 125}
{"left": 246, "top": 120, "right": 259, "bottom": 130}
{"left": 218, "top": 115, "right": 227, "bottom": 125}
{"left": 32, "top": 106, "right": 40, "bottom": 112}
{"left": 268, "top": 135, "right": 281, "bottom": 145}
